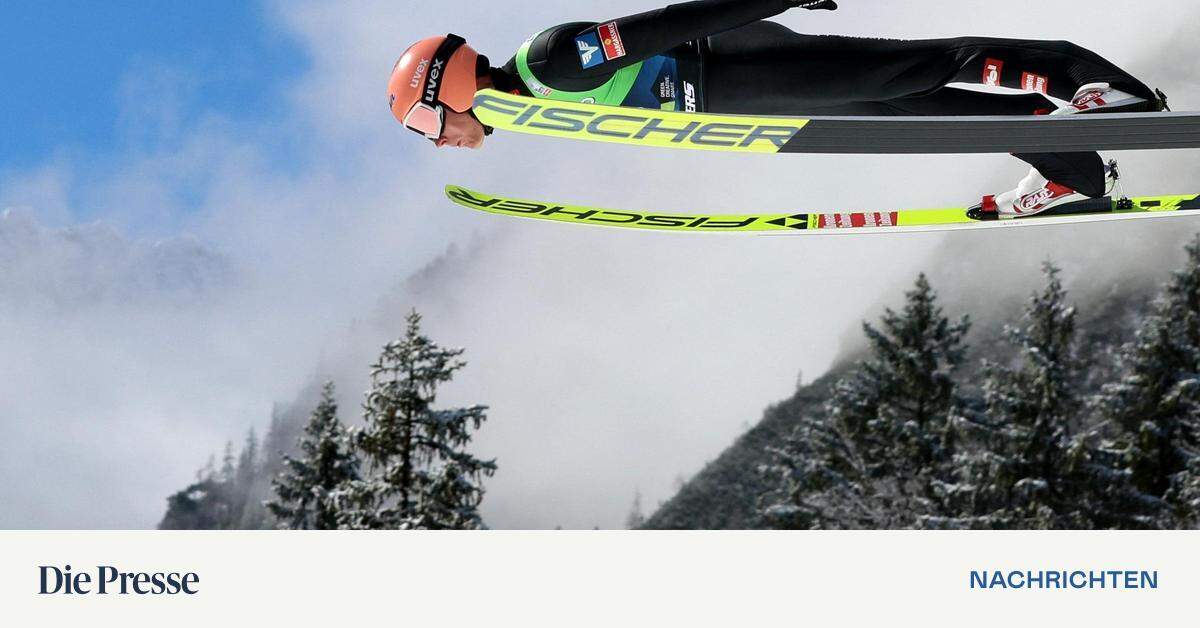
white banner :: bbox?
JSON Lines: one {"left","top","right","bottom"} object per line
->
{"left": 0, "top": 532, "right": 1194, "bottom": 626}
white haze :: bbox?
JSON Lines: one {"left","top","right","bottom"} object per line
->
{"left": 0, "top": 0, "right": 1197, "bottom": 528}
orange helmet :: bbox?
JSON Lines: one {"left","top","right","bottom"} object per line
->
{"left": 388, "top": 34, "right": 480, "bottom": 139}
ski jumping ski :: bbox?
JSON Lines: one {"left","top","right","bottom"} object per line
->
{"left": 471, "top": 90, "right": 1200, "bottom": 154}
{"left": 445, "top": 185, "right": 1200, "bottom": 234}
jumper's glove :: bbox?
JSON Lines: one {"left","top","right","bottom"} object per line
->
{"left": 791, "top": 0, "right": 838, "bottom": 9}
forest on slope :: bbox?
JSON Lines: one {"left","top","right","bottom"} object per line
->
{"left": 647, "top": 226, "right": 1200, "bottom": 529}
{"left": 159, "top": 220, "right": 1200, "bottom": 530}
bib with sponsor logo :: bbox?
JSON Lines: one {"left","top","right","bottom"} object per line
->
{"left": 514, "top": 33, "right": 697, "bottom": 112}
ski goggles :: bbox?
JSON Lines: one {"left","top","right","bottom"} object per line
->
{"left": 403, "top": 102, "right": 494, "bottom": 140}
{"left": 402, "top": 34, "right": 467, "bottom": 140}
{"left": 402, "top": 102, "right": 445, "bottom": 140}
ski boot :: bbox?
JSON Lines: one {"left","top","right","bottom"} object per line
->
{"left": 968, "top": 161, "right": 1122, "bottom": 221}
{"left": 1051, "top": 83, "right": 1170, "bottom": 116}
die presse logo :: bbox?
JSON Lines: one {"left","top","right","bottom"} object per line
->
{"left": 38, "top": 564, "right": 199, "bottom": 596}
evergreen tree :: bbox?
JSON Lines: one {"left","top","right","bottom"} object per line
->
{"left": 837, "top": 274, "right": 969, "bottom": 524}
{"left": 162, "top": 441, "right": 247, "bottom": 530}
{"left": 236, "top": 427, "right": 259, "bottom": 489}
{"left": 160, "top": 477, "right": 238, "bottom": 530}
{"left": 762, "top": 274, "right": 970, "bottom": 528}
{"left": 267, "top": 382, "right": 362, "bottom": 529}
{"left": 232, "top": 428, "right": 266, "bottom": 528}
{"left": 626, "top": 490, "right": 646, "bottom": 529}
{"left": 1098, "top": 236, "right": 1200, "bottom": 525}
{"left": 941, "top": 263, "right": 1140, "bottom": 528}
{"left": 196, "top": 455, "right": 216, "bottom": 483}
{"left": 220, "top": 441, "right": 236, "bottom": 482}
{"left": 1166, "top": 459, "right": 1200, "bottom": 528}
{"left": 340, "top": 310, "right": 496, "bottom": 530}
{"left": 261, "top": 408, "right": 292, "bottom": 479}
{"left": 759, "top": 413, "right": 886, "bottom": 529}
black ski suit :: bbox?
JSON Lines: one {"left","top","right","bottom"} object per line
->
{"left": 493, "top": 0, "right": 1161, "bottom": 197}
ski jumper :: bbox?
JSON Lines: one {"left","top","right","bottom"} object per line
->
{"left": 493, "top": 0, "right": 1160, "bottom": 198}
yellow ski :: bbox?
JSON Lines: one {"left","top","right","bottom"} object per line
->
{"left": 472, "top": 89, "right": 1200, "bottom": 154}
{"left": 445, "top": 185, "right": 1200, "bottom": 235}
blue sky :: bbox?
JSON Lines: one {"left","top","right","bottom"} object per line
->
{"left": 0, "top": 1, "right": 305, "bottom": 171}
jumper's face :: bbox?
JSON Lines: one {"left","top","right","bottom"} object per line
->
{"left": 434, "top": 109, "right": 486, "bottom": 149}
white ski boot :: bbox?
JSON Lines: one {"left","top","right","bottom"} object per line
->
{"left": 969, "top": 161, "right": 1121, "bottom": 221}
{"left": 1051, "top": 82, "right": 1148, "bottom": 115}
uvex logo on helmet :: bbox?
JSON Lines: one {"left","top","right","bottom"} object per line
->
{"left": 409, "top": 58, "right": 430, "bottom": 89}
{"left": 424, "top": 59, "right": 446, "bottom": 103}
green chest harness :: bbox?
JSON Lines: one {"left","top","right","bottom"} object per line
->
{"left": 513, "top": 37, "right": 644, "bottom": 107}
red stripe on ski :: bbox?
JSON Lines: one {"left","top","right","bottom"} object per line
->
{"left": 817, "top": 212, "right": 900, "bottom": 229}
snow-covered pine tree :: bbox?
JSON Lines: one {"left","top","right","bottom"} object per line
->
{"left": 840, "top": 274, "right": 969, "bottom": 525}
{"left": 941, "top": 263, "right": 1101, "bottom": 528}
{"left": 763, "top": 274, "right": 969, "bottom": 529}
{"left": 1166, "top": 458, "right": 1200, "bottom": 528}
{"left": 1097, "top": 236, "right": 1200, "bottom": 526}
{"left": 266, "top": 382, "right": 362, "bottom": 530}
{"left": 340, "top": 310, "right": 496, "bottom": 530}
{"left": 759, "top": 413, "right": 887, "bottom": 529}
